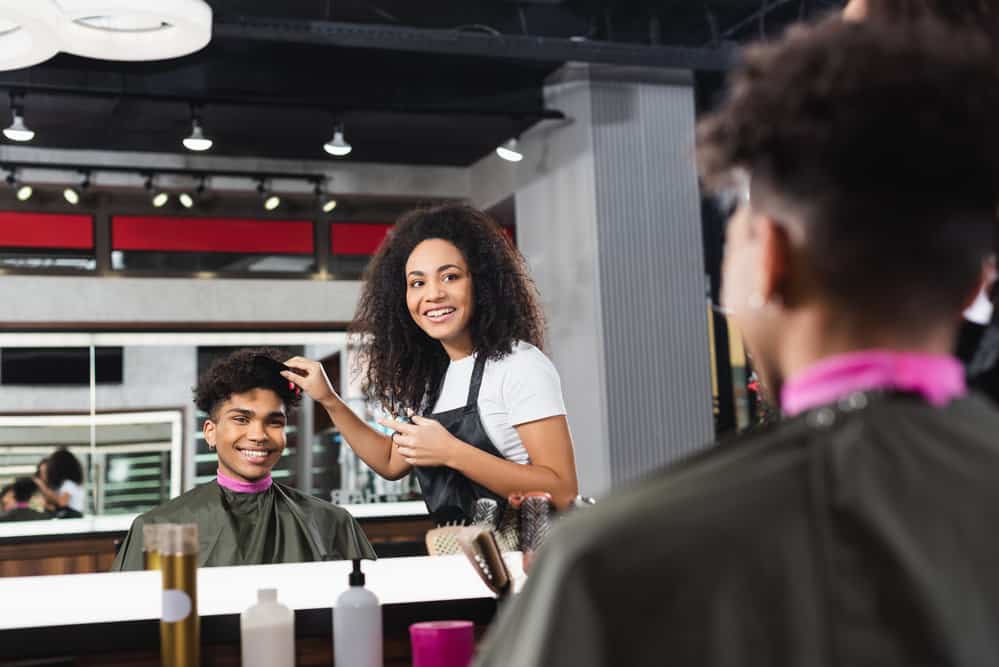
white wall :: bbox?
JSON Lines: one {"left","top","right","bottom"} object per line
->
{"left": 0, "top": 275, "right": 363, "bottom": 323}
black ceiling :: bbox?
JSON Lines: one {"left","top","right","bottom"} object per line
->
{"left": 0, "top": 0, "right": 844, "bottom": 167}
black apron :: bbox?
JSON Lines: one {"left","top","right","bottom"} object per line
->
{"left": 413, "top": 354, "right": 508, "bottom": 525}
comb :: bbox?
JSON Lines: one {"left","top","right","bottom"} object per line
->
{"left": 458, "top": 527, "right": 511, "bottom": 599}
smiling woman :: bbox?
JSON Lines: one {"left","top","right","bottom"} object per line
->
{"left": 111, "top": 348, "right": 375, "bottom": 571}
{"left": 285, "top": 204, "right": 579, "bottom": 525}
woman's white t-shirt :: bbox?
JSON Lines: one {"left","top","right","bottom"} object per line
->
{"left": 58, "top": 479, "right": 85, "bottom": 512}
{"left": 431, "top": 342, "right": 567, "bottom": 465}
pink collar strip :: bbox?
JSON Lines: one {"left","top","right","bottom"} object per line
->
{"left": 781, "top": 350, "right": 966, "bottom": 417}
{"left": 216, "top": 468, "right": 273, "bottom": 494}
{"left": 13, "top": 502, "right": 30, "bottom": 509}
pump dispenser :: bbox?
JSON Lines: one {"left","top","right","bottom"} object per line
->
{"left": 333, "top": 559, "right": 382, "bottom": 667}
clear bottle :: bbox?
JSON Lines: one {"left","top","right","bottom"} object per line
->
{"left": 241, "top": 588, "right": 294, "bottom": 667}
{"left": 334, "top": 559, "right": 382, "bottom": 667}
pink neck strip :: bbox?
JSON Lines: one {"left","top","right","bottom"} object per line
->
{"left": 216, "top": 468, "right": 273, "bottom": 493}
{"left": 13, "top": 502, "right": 30, "bottom": 509}
{"left": 781, "top": 350, "right": 966, "bottom": 417}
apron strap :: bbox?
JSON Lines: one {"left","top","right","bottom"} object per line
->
{"left": 465, "top": 354, "right": 488, "bottom": 412}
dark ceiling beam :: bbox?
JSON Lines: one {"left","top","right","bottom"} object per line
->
{"left": 213, "top": 17, "right": 738, "bottom": 72}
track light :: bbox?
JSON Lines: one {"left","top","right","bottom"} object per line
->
{"left": 496, "top": 138, "right": 523, "bottom": 163}
{"left": 314, "top": 181, "right": 337, "bottom": 213}
{"left": 182, "top": 114, "right": 212, "bottom": 152}
{"left": 145, "top": 175, "right": 169, "bottom": 207}
{"left": 64, "top": 172, "right": 90, "bottom": 205}
{"left": 178, "top": 176, "right": 205, "bottom": 209}
{"left": 4, "top": 108, "right": 34, "bottom": 142}
{"left": 323, "top": 123, "right": 352, "bottom": 157}
{"left": 6, "top": 171, "right": 32, "bottom": 201}
{"left": 257, "top": 179, "right": 280, "bottom": 211}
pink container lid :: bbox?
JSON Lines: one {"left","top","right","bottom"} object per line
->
{"left": 410, "top": 620, "right": 475, "bottom": 667}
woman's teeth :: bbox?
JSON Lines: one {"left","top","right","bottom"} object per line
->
{"left": 425, "top": 307, "right": 455, "bottom": 320}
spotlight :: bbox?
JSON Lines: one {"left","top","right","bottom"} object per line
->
{"left": 6, "top": 171, "right": 31, "bottom": 201}
{"left": 182, "top": 115, "right": 213, "bottom": 152}
{"left": 3, "top": 109, "right": 34, "bottom": 143}
{"left": 323, "top": 124, "right": 352, "bottom": 157}
{"left": 64, "top": 172, "right": 90, "bottom": 205}
{"left": 496, "top": 138, "right": 523, "bottom": 163}
{"left": 178, "top": 176, "right": 205, "bottom": 209}
{"left": 257, "top": 179, "right": 280, "bottom": 211}
{"left": 145, "top": 174, "right": 169, "bottom": 207}
{"left": 314, "top": 180, "right": 337, "bottom": 213}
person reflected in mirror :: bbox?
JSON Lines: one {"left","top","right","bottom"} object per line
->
{"left": 111, "top": 347, "right": 375, "bottom": 571}
{"left": 285, "top": 204, "right": 579, "bottom": 526}
{"left": 0, "top": 477, "right": 46, "bottom": 522}
{"left": 32, "top": 448, "right": 84, "bottom": 517}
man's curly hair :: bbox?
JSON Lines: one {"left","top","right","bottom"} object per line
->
{"left": 697, "top": 18, "right": 999, "bottom": 327}
{"left": 859, "top": 0, "right": 997, "bottom": 30}
{"left": 350, "top": 204, "right": 545, "bottom": 414}
{"left": 193, "top": 347, "right": 302, "bottom": 418}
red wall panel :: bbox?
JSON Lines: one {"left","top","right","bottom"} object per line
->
{"left": 113, "top": 216, "right": 314, "bottom": 254}
{"left": 0, "top": 212, "right": 93, "bottom": 249}
{"left": 330, "top": 223, "right": 393, "bottom": 256}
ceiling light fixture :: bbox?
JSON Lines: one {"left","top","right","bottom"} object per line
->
{"left": 323, "top": 123, "right": 352, "bottom": 157}
{"left": 6, "top": 170, "right": 31, "bottom": 201}
{"left": 496, "top": 137, "right": 523, "bottom": 163}
{"left": 314, "top": 180, "right": 337, "bottom": 213}
{"left": 145, "top": 174, "right": 169, "bottom": 207}
{"left": 257, "top": 179, "right": 280, "bottom": 211}
{"left": 63, "top": 172, "right": 90, "bottom": 205}
{"left": 4, "top": 93, "right": 34, "bottom": 142}
{"left": 178, "top": 176, "right": 205, "bottom": 209}
{"left": 182, "top": 108, "right": 212, "bottom": 151}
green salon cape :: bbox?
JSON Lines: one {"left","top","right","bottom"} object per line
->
{"left": 111, "top": 481, "right": 375, "bottom": 571}
{"left": 476, "top": 393, "right": 999, "bottom": 667}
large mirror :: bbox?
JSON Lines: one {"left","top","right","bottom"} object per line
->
{"left": 0, "top": 331, "right": 420, "bottom": 521}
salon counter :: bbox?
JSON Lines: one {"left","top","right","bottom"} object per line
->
{"left": 0, "top": 501, "right": 432, "bottom": 577}
{"left": 0, "top": 554, "right": 518, "bottom": 665}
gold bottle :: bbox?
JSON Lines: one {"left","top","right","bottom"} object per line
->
{"left": 159, "top": 524, "right": 199, "bottom": 667}
{"left": 143, "top": 524, "right": 162, "bottom": 571}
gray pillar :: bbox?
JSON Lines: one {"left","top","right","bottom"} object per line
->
{"left": 473, "top": 64, "right": 714, "bottom": 496}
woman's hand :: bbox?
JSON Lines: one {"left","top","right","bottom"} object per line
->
{"left": 377, "top": 415, "right": 461, "bottom": 467}
{"left": 281, "top": 356, "right": 338, "bottom": 405}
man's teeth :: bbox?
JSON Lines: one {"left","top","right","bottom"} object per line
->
{"left": 426, "top": 308, "right": 455, "bottom": 317}
{"left": 240, "top": 450, "right": 269, "bottom": 460}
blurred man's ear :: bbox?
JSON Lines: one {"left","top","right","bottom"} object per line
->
{"left": 203, "top": 418, "right": 217, "bottom": 450}
{"left": 843, "top": 0, "right": 868, "bottom": 21}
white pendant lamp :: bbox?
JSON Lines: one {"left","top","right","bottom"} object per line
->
{"left": 323, "top": 125, "right": 352, "bottom": 157}
{"left": 3, "top": 108, "right": 34, "bottom": 142}
{"left": 496, "top": 138, "right": 523, "bottom": 162}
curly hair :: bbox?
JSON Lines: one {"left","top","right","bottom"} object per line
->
{"left": 47, "top": 447, "right": 83, "bottom": 489}
{"left": 697, "top": 18, "right": 999, "bottom": 326}
{"left": 193, "top": 347, "right": 302, "bottom": 418}
{"left": 857, "top": 0, "right": 998, "bottom": 29}
{"left": 351, "top": 204, "right": 545, "bottom": 414}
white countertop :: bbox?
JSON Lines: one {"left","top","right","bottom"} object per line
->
{"left": 0, "top": 501, "right": 428, "bottom": 540}
{"left": 0, "top": 553, "right": 524, "bottom": 630}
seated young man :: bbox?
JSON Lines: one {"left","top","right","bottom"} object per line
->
{"left": 0, "top": 477, "right": 45, "bottom": 522}
{"left": 477, "top": 19, "right": 999, "bottom": 667}
{"left": 112, "top": 348, "right": 374, "bottom": 570}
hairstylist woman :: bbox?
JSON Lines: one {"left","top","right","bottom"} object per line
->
{"left": 284, "top": 204, "right": 578, "bottom": 524}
